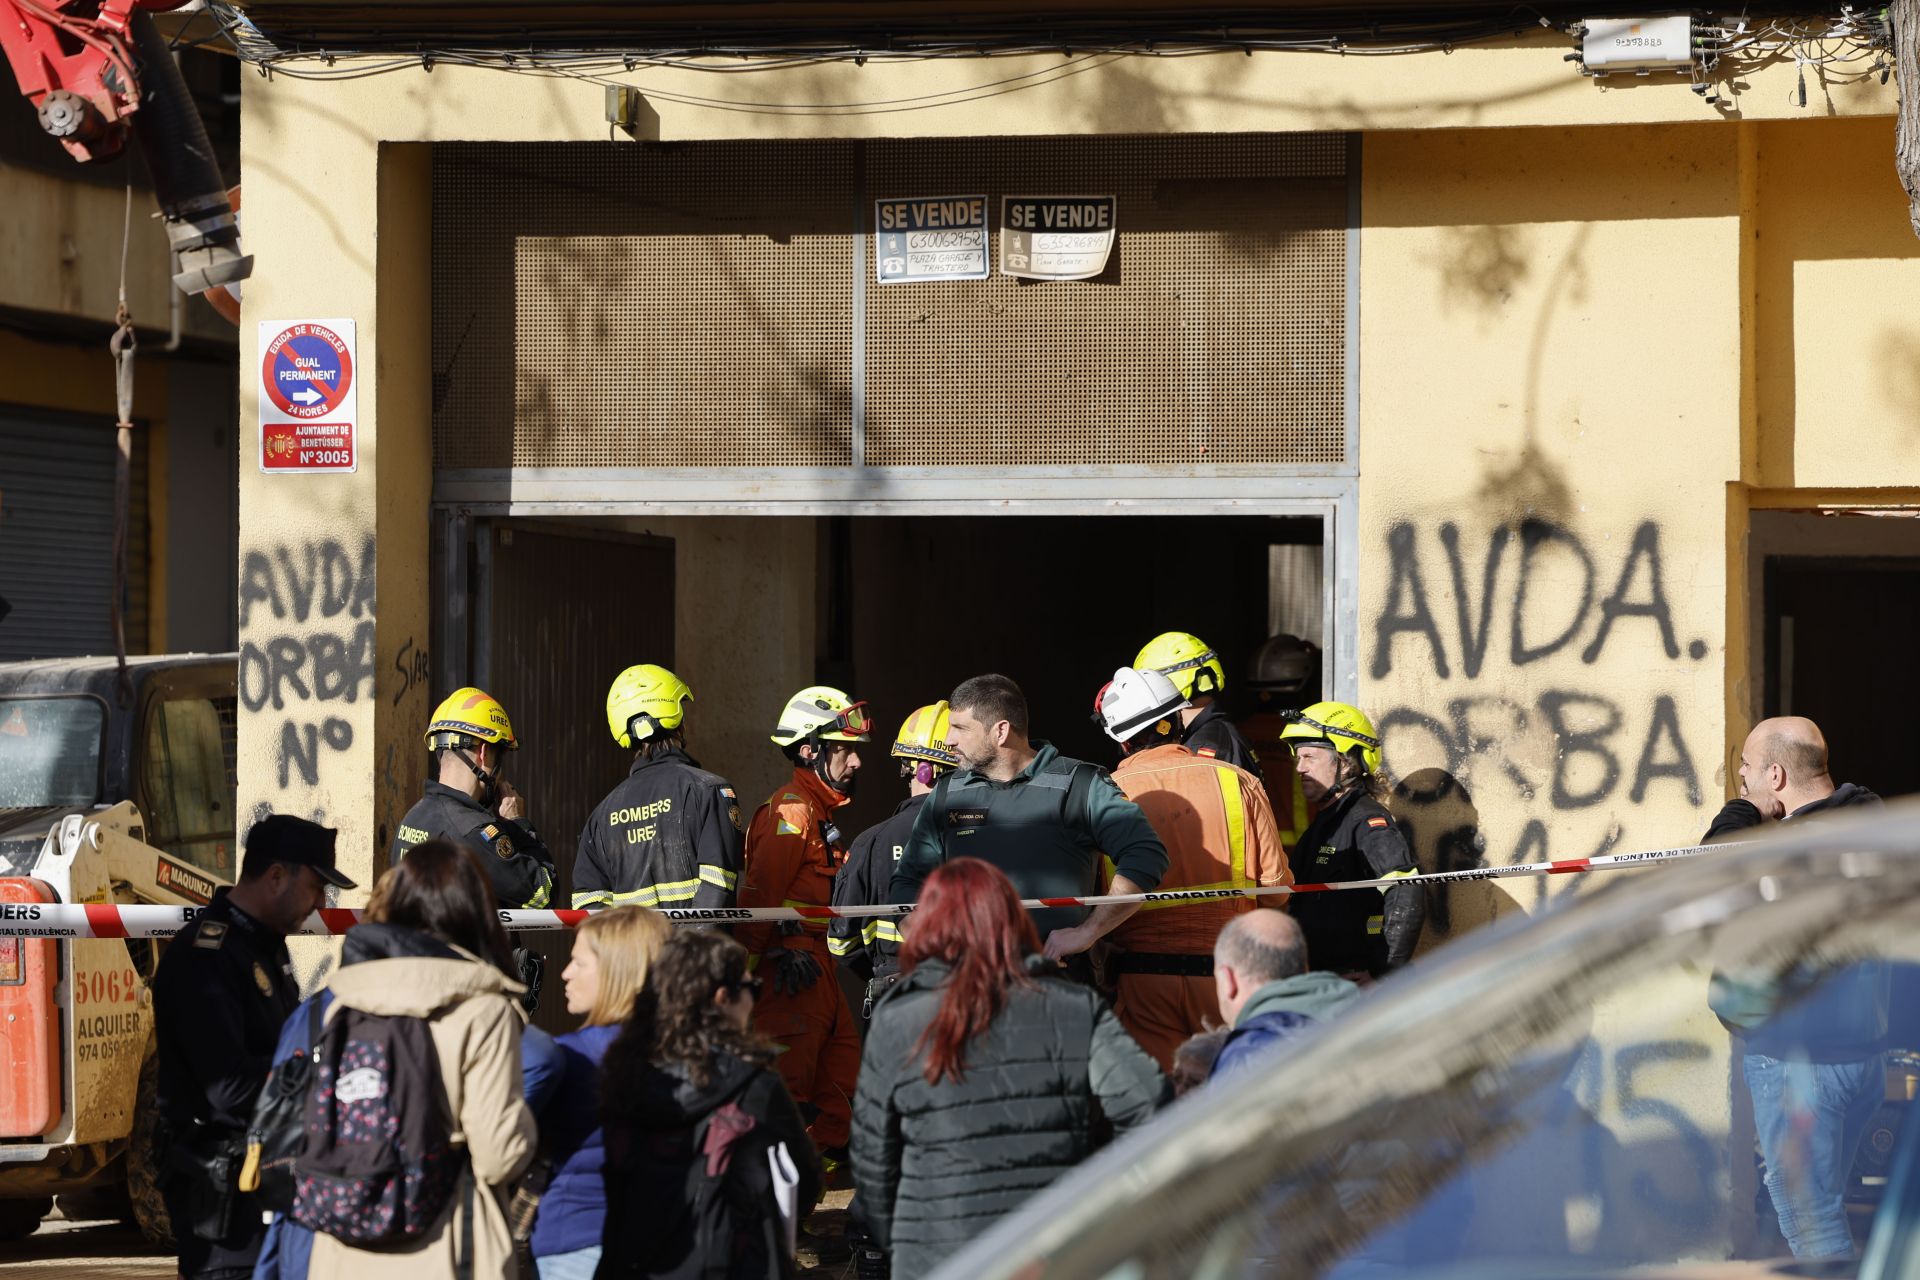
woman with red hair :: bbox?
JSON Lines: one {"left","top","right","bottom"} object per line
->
{"left": 850, "top": 857, "right": 1168, "bottom": 1275}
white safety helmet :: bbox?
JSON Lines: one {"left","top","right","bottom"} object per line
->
{"left": 1095, "top": 666, "right": 1191, "bottom": 745}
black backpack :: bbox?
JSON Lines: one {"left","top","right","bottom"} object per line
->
{"left": 240, "top": 998, "right": 326, "bottom": 1212}
{"left": 289, "top": 1003, "right": 463, "bottom": 1246}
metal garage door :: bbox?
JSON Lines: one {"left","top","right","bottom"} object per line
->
{"left": 0, "top": 407, "right": 148, "bottom": 661}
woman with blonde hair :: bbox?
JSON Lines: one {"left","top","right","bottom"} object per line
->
{"left": 529, "top": 905, "right": 673, "bottom": 1279}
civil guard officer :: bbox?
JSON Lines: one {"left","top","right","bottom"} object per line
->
{"left": 575, "top": 663, "right": 745, "bottom": 910}
{"left": 152, "top": 814, "right": 354, "bottom": 1280}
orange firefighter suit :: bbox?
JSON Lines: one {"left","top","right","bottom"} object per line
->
{"left": 741, "top": 766, "right": 863, "bottom": 1152}
{"left": 1105, "top": 743, "right": 1292, "bottom": 1071}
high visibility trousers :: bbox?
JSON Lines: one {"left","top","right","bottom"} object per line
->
{"left": 1112, "top": 973, "right": 1222, "bottom": 1075}
{"left": 752, "top": 961, "right": 862, "bottom": 1151}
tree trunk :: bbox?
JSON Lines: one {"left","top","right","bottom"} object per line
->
{"left": 1897, "top": 0, "right": 1920, "bottom": 238}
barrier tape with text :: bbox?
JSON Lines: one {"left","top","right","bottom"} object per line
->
{"left": 0, "top": 839, "right": 1750, "bottom": 939}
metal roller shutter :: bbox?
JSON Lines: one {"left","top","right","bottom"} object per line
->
{"left": 0, "top": 406, "right": 149, "bottom": 661}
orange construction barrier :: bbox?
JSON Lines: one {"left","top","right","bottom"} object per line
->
{"left": 0, "top": 879, "right": 61, "bottom": 1137}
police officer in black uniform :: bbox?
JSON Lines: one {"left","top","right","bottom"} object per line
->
{"left": 152, "top": 814, "right": 354, "bottom": 1280}
{"left": 576, "top": 664, "right": 744, "bottom": 909}
{"left": 391, "top": 687, "right": 556, "bottom": 911}
{"left": 1136, "top": 630, "right": 1262, "bottom": 774}
{"left": 1279, "top": 701, "right": 1426, "bottom": 979}
{"left": 830, "top": 701, "right": 958, "bottom": 1013}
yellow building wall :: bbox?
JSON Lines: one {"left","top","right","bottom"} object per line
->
{"left": 1752, "top": 117, "right": 1920, "bottom": 488}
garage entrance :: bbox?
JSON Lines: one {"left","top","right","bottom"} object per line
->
{"left": 433, "top": 509, "right": 1336, "bottom": 873}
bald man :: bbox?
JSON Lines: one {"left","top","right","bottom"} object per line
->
{"left": 1705, "top": 716, "right": 1880, "bottom": 840}
{"left": 1703, "top": 715, "right": 1887, "bottom": 1259}
{"left": 1208, "top": 911, "right": 1362, "bottom": 1081}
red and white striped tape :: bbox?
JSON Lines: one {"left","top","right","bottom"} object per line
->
{"left": 0, "top": 838, "right": 1743, "bottom": 940}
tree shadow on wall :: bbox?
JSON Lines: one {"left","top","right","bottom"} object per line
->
{"left": 1391, "top": 768, "right": 1528, "bottom": 956}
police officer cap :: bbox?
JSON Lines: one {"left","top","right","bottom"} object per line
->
{"left": 244, "top": 813, "right": 358, "bottom": 889}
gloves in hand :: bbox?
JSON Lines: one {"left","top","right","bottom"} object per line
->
{"left": 769, "top": 946, "right": 822, "bottom": 996}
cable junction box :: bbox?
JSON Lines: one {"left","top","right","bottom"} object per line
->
{"left": 1579, "top": 15, "right": 1696, "bottom": 74}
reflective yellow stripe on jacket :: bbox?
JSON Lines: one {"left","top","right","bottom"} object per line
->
{"left": 1136, "top": 765, "right": 1253, "bottom": 911}
{"left": 569, "top": 877, "right": 701, "bottom": 910}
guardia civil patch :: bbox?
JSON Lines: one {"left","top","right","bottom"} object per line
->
{"left": 729, "top": 804, "right": 744, "bottom": 831}
{"left": 252, "top": 962, "right": 272, "bottom": 996}
{"left": 495, "top": 838, "right": 515, "bottom": 858}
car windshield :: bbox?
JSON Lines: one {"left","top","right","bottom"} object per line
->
{"left": 0, "top": 696, "right": 105, "bottom": 809}
{"left": 941, "top": 812, "right": 1920, "bottom": 1280}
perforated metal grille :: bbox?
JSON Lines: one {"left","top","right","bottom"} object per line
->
{"left": 434, "top": 142, "right": 857, "bottom": 468}
{"left": 864, "top": 134, "right": 1346, "bottom": 467}
{"left": 433, "top": 135, "right": 1346, "bottom": 471}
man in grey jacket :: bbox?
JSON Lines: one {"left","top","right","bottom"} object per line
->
{"left": 1209, "top": 911, "right": 1361, "bottom": 1080}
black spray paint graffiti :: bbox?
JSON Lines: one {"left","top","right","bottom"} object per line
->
{"left": 238, "top": 538, "right": 376, "bottom": 789}
{"left": 1374, "top": 520, "right": 1711, "bottom": 929}
{"left": 1374, "top": 519, "right": 1704, "bottom": 679}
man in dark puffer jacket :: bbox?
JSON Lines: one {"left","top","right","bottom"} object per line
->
{"left": 850, "top": 956, "right": 1168, "bottom": 1276}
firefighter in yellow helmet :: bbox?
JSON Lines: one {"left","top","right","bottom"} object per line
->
{"left": 1135, "top": 630, "right": 1261, "bottom": 775}
{"left": 829, "top": 701, "right": 960, "bottom": 1015}
{"left": 391, "top": 687, "right": 557, "bottom": 910}
{"left": 574, "top": 663, "right": 745, "bottom": 910}
{"left": 1280, "top": 702, "right": 1425, "bottom": 979}
{"left": 741, "top": 685, "right": 871, "bottom": 1161}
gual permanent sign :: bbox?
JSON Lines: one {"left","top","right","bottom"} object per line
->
{"left": 874, "top": 196, "right": 989, "bottom": 282}
{"left": 259, "top": 319, "right": 357, "bottom": 473}
{"left": 1001, "top": 196, "right": 1117, "bottom": 281}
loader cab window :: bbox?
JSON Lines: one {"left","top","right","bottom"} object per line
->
{"left": 0, "top": 696, "right": 104, "bottom": 809}
{"left": 139, "top": 696, "right": 238, "bottom": 884}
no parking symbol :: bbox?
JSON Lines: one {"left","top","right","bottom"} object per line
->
{"left": 259, "top": 319, "right": 357, "bottom": 473}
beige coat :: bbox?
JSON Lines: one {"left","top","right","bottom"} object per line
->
{"left": 306, "top": 951, "right": 537, "bottom": 1280}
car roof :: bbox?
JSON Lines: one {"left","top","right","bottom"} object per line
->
{"left": 933, "top": 800, "right": 1920, "bottom": 1280}
{"left": 0, "top": 653, "right": 237, "bottom": 698}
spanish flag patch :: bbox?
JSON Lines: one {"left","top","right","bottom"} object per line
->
{"left": 1367, "top": 816, "right": 1389, "bottom": 829}
{"left": 1196, "top": 748, "right": 1217, "bottom": 758}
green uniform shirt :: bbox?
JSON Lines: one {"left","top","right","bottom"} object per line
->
{"left": 891, "top": 740, "right": 1169, "bottom": 940}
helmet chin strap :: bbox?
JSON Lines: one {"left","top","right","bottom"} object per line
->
{"left": 452, "top": 744, "right": 497, "bottom": 808}
{"left": 808, "top": 737, "right": 856, "bottom": 798}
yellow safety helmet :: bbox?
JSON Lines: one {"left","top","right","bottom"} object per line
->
{"left": 1136, "top": 631, "right": 1226, "bottom": 700}
{"left": 892, "top": 701, "right": 960, "bottom": 768}
{"left": 1279, "top": 701, "right": 1382, "bottom": 774}
{"left": 425, "top": 687, "right": 517, "bottom": 751}
{"left": 771, "top": 686, "right": 872, "bottom": 748}
{"left": 607, "top": 664, "right": 693, "bottom": 749}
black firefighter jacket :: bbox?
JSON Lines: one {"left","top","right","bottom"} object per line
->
{"left": 850, "top": 957, "right": 1169, "bottom": 1277}
{"left": 574, "top": 748, "right": 744, "bottom": 910}
{"left": 828, "top": 793, "right": 926, "bottom": 983}
{"left": 391, "top": 781, "right": 557, "bottom": 910}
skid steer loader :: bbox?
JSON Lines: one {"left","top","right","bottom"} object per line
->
{"left": 0, "top": 653, "right": 237, "bottom": 1242}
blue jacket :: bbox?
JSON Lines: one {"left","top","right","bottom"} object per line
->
{"left": 1210, "top": 971, "right": 1362, "bottom": 1082}
{"left": 252, "top": 986, "right": 566, "bottom": 1280}
{"left": 530, "top": 1022, "right": 622, "bottom": 1259}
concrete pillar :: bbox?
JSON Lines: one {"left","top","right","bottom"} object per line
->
{"left": 235, "top": 92, "right": 433, "bottom": 897}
